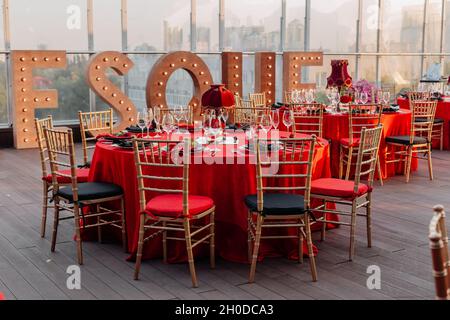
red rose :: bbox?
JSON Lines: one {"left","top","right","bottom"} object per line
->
{"left": 340, "top": 95, "right": 352, "bottom": 103}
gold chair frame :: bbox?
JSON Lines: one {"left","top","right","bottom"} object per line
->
{"left": 249, "top": 92, "right": 267, "bottom": 108}
{"left": 291, "top": 103, "right": 325, "bottom": 137}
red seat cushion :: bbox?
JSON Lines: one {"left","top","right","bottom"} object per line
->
{"left": 340, "top": 137, "right": 360, "bottom": 147}
{"left": 43, "top": 168, "right": 90, "bottom": 184}
{"left": 311, "top": 178, "right": 371, "bottom": 199}
{"left": 145, "top": 194, "right": 214, "bottom": 218}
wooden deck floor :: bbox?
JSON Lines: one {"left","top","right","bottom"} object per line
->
{"left": 0, "top": 145, "right": 448, "bottom": 300}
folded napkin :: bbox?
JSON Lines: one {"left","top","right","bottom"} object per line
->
{"left": 96, "top": 132, "right": 133, "bottom": 141}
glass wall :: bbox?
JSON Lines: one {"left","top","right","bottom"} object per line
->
{"left": 0, "top": 0, "right": 449, "bottom": 126}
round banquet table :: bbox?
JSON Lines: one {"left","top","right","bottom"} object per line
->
{"left": 279, "top": 109, "right": 417, "bottom": 179}
{"left": 398, "top": 96, "right": 450, "bottom": 150}
{"left": 88, "top": 130, "right": 335, "bottom": 263}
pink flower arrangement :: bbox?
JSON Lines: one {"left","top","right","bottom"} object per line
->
{"left": 353, "top": 79, "right": 380, "bottom": 103}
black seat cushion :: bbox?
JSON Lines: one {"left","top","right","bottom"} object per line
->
{"left": 57, "top": 182, "right": 123, "bottom": 202}
{"left": 244, "top": 193, "right": 306, "bottom": 216}
{"left": 77, "top": 161, "right": 91, "bottom": 169}
{"left": 415, "top": 117, "right": 444, "bottom": 124}
{"left": 385, "top": 135, "right": 428, "bottom": 145}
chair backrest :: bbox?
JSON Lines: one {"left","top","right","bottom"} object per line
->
{"left": 35, "top": 116, "right": 54, "bottom": 178}
{"left": 347, "top": 104, "right": 382, "bottom": 146}
{"left": 353, "top": 125, "right": 383, "bottom": 190}
{"left": 79, "top": 109, "right": 114, "bottom": 165}
{"left": 132, "top": 137, "right": 190, "bottom": 216}
{"left": 43, "top": 127, "right": 78, "bottom": 200}
{"left": 234, "top": 93, "right": 241, "bottom": 108}
{"left": 233, "top": 99, "right": 268, "bottom": 125}
{"left": 249, "top": 92, "right": 266, "bottom": 108}
{"left": 411, "top": 100, "right": 437, "bottom": 144}
{"left": 429, "top": 204, "right": 450, "bottom": 300}
{"left": 408, "top": 91, "right": 431, "bottom": 103}
{"left": 284, "top": 91, "right": 294, "bottom": 104}
{"left": 291, "top": 103, "right": 324, "bottom": 137}
{"left": 255, "top": 136, "right": 316, "bottom": 212}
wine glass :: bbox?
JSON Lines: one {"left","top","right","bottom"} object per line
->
{"left": 145, "top": 109, "right": 153, "bottom": 138}
{"left": 305, "top": 89, "right": 314, "bottom": 104}
{"left": 259, "top": 113, "right": 272, "bottom": 134}
{"left": 382, "top": 91, "right": 391, "bottom": 105}
{"left": 137, "top": 111, "right": 146, "bottom": 136}
{"left": 161, "top": 112, "right": 175, "bottom": 138}
{"left": 220, "top": 109, "right": 229, "bottom": 125}
{"left": 271, "top": 109, "right": 280, "bottom": 131}
{"left": 173, "top": 105, "right": 184, "bottom": 133}
{"left": 153, "top": 106, "right": 162, "bottom": 138}
{"left": 360, "top": 91, "right": 368, "bottom": 105}
{"left": 206, "top": 114, "right": 222, "bottom": 152}
{"left": 354, "top": 90, "right": 361, "bottom": 104}
{"left": 282, "top": 110, "right": 293, "bottom": 133}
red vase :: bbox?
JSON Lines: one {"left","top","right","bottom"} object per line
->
{"left": 201, "top": 84, "right": 235, "bottom": 113}
{"left": 327, "top": 60, "right": 352, "bottom": 91}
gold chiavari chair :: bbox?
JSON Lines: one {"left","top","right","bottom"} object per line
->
{"left": 132, "top": 137, "right": 215, "bottom": 287}
{"left": 312, "top": 126, "right": 383, "bottom": 261}
{"left": 245, "top": 136, "right": 318, "bottom": 282}
{"left": 35, "top": 116, "right": 90, "bottom": 238}
{"left": 291, "top": 103, "right": 325, "bottom": 138}
{"left": 233, "top": 99, "right": 269, "bottom": 126}
{"left": 339, "top": 104, "right": 384, "bottom": 185}
{"left": 429, "top": 205, "right": 450, "bottom": 300}
{"left": 385, "top": 100, "right": 437, "bottom": 183}
{"left": 249, "top": 92, "right": 267, "bottom": 108}
{"left": 79, "top": 109, "right": 114, "bottom": 168}
{"left": 408, "top": 91, "right": 444, "bottom": 151}
{"left": 44, "top": 127, "right": 126, "bottom": 264}
{"left": 284, "top": 91, "right": 294, "bottom": 104}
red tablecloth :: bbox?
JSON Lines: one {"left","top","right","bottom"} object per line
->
{"left": 279, "top": 110, "right": 417, "bottom": 179}
{"left": 88, "top": 131, "right": 334, "bottom": 263}
{"left": 397, "top": 97, "right": 450, "bottom": 150}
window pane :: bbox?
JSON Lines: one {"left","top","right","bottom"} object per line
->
{"left": 380, "top": 0, "right": 425, "bottom": 53}
{"left": 310, "top": 0, "right": 358, "bottom": 53}
{"left": 361, "top": 0, "right": 379, "bottom": 53}
{"left": 128, "top": 54, "right": 163, "bottom": 112}
{"left": 224, "top": 0, "right": 281, "bottom": 52}
{"left": 445, "top": 0, "right": 450, "bottom": 52}
{"left": 93, "top": 0, "right": 122, "bottom": 50}
{"left": 10, "top": 0, "right": 88, "bottom": 50}
{"left": 0, "top": 55, "right": 7, "bottom": 124}
{"left": 198, "top": 54, "right": 221, "bottom": 83}
{"left": 425, "top": 0, "right": 442, "bottom": 53}
{"left": 34, "top": 54, "right": 90, "bottom": 121}
{"left": 127, "top": 0, "right": 190, "bottom": 51}
{"left": 285, "top": 0, "right": 305, "bottom": 50}
{"left": 197, "top": 0, "right": 219, "bottom": 52}
{"left": 380, "top": 56, "right": 421, "bottom": 93}
{"left": 359, "top": 56, "right": 377, "bottom": 83}
{"left": 242, "top": 54, "right": 255, "bottom": 98}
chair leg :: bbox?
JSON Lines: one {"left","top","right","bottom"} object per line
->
{"left": 96, "top": 204, "right": 102, "bottom": 244}
{"left": 349, "top": 200, "right": 357, "bottom": 261}
{"left": 320, "top": 200, "right": 327, "bottom": 241}
{"left": 427, "top": 145, "right": 434, "bottom": 181}
{"left": 298, "top": 220, "right": 303, "bottom": 264}
{"left": 440, "top": 125, "right": 443, "bottom": 151}
{"left": 366, "top": 193, "right": 372, "bottom": 248}
{"left": 247, "top": 210, "right": 253, "bottom": 263}
{"left": 249, "top": 215, "right": 263, "bottom": 283}
{"left": 209, "top": 210, "right": 215, "bottom": 269}
{"left": 50, "top": 196, "right": 60, "bottom": 252}
{"left": 134, "top": 214, "right": 146, "bottom": 280}
{"left": 162, "top": 221, "right": 167, "bottom": 263}
{"left": 41, "top": 181, "right": 49, "bottom": 238}
{"left": 405, "top": 146, "right": 413, "bottom": 183}
{"left": 120, "top": 197, "right": 127, "bottom": 252}
{"left": 73, "top": 203, "right": 83, "bottom": 265}
{"left": 376, "top": 154, "right": 383, "bottom": 186}
{"left": 345, "top": 147, "right": 353, "bottom": 180}
{"left": 339, "top": 145, "right": 344, "bottom": 179}
{"left": 184, "top": 219, "right": 198, "bottom": 288}
{"left": 304, "top": 213, "right": 318, "bottom": 282}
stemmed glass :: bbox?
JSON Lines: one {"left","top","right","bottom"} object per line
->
{"left": 220, "top": 109, "right": 229, "bottom": 125}
{"left": 173, "top": 105, "right": 184, "bottom": 133}
{"left": 305, "top": 89, "right": 315, "bottom": 104}
{"left": 360, "top": 91, "right": 368, "bottom": 105}
{"left": 161, "top": 112, "right": 175, "bottom": 138}
{"left": 382, "top": 91, "right": 391, "bottom": 106}
{"left": 354, "top": 90, "right": 361, "bottom": 104}
{"left": 153, "top": 106, "right": 162, "bottom": 138}
{"left": 206, "top": 114, "right": 222, "bottom": 152}
{"left": 145, "top": 109, "right": 153, "bottom": 138}
{"left": 282, "top": 110, "right": 293, "bottom": 133}
{"left": 259, "top": 113, "right": 272, "bottom": 134}
{"left": 137, "top": 111, "right": 146, "bottom": 136}
{"left": 271, "top": 109, "right": 280, "bottom": 131}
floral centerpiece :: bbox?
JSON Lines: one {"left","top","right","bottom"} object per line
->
{"left": 353, "top": 79, "right": 379, "bottom": 103}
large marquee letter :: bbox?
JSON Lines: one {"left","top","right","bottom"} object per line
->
{"left": 11, "top": 50, "right": 67, "bottom": 149}
{"left": 146, "top": 51, "right": 213, "bottom": 120}
{"left": 255, "top": 52, "right": 276, "bottom": 105}
{"left": 283, "top": 51, "right": 323, "bottom": 97}
{"left": 86, "top": 51, "right": 137, "bottom": 133}
{"left": 221, "top": 52, "right": 242, "bottom": 98}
